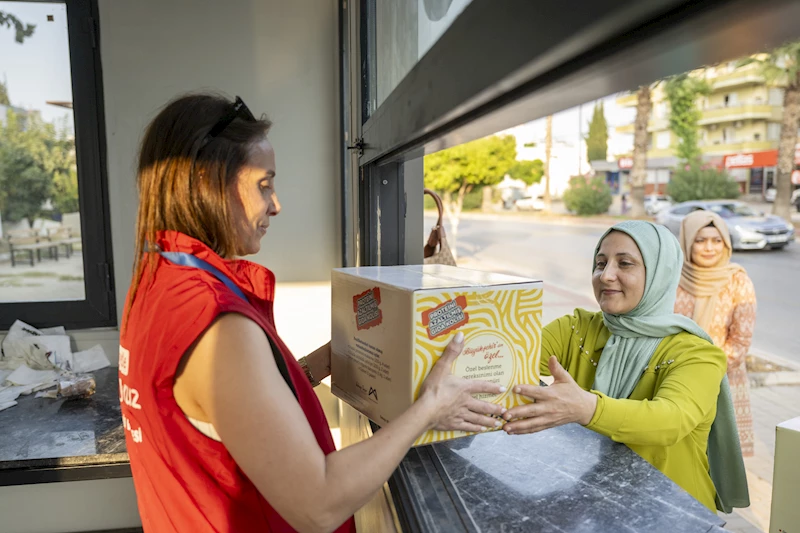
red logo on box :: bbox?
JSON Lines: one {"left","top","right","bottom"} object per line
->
{"left": 354, "top": 287, "right": 382, "bottom": 330}
{"left": 422, "top": 296, "right": 469, "bottom": 339}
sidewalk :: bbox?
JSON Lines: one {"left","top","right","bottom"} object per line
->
{"left": 457, "top": 255, "right": 799, "bottom": 533}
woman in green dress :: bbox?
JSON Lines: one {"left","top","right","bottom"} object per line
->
{"left": 502, "top": 220, "right": 749, "bottom": 513}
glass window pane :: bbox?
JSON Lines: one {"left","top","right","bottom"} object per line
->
{"left": 0, "top": 1, "right": 86, "bottom": 303}
{"left": 369, "top": 0, "right": 472, "bottom": 117}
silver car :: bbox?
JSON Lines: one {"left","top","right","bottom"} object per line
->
{"left": 656, "top": 200, "right": 795, "bottom": 250}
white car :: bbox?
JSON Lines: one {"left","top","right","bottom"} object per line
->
{"left": 766, "top": 188, "right": 800, "bottom": 208}
{"left": 515, "top": 196, "right": 545, "bottom": 211}
{"left": 644, "top": 195, "right": 672, "bottom": 215}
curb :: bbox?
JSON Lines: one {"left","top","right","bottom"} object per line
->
{"left": 747, "top": 349, "right": 800, "bottom": 387}
{"left": 749, "top": 370, "right": 800, "bottom": 388}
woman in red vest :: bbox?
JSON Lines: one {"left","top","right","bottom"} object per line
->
{"left": 119, "top": 93, "right": 506, "bottom": 533}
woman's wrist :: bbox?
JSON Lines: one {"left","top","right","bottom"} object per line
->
{"left": 302, "top": 343, "right": 332, "bottom": 385}
{"left": 412, "top": 391, "right": 439, "bottom": 431}
{"left": 579, "top": 391, "right": 598, "bottom": 426}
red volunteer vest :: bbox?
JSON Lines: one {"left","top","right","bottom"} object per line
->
{"left": 119, "top": 230, "right": 356, "bottom": 532}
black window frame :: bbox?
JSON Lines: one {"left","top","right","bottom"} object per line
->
{"left": 0, "top": 0, "right": 115, "bottom": 330}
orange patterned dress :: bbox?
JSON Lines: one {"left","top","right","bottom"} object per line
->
{"left": 675, "top": 270, "right": 756, "bottom": 457}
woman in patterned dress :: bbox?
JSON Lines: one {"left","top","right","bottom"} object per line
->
{"left": 674, "top": 210, "right": 756, "bottom": 457}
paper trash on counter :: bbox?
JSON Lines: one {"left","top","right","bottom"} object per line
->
{"left": 0, "top": 319, "right": 111, "bottom": 412}
{"left": 71, "top": 345, "right": 111, "bottom": 373}
{"left": 1, "top": 320, "right": 110, "bottom": 374}
{"left": 6, "top": 365, "right": 60, "bottom": 387}
{"left": 1, "top": 320, "right": 73, "bottom": 371}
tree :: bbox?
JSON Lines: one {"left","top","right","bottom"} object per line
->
{"left": 629, "top": 85, "right": 652, "bottom": 218}
{"left": 739, "top": 41, "right": 800, "bottom": 221}
{"left": 0, "top": 11, "right": 36, "bottom": 43}
{"left": 668, "top": 162, "right": 740, "bottom": 203}
{"left": 586, "top": 102, "right": 609, "bottom": 162}
{"left": 563, "top": 175, "right": 612, "bottom": 215}
{"left": 507, "top": 159, "right": 544, "bottom": 186}
{"left": 664, "top": 74, "right": 711, "bottom": 162}
{"left": 424, "top": 135, "right": 516, "bottom": 254}
{"left": 0, "top": 81, "right": 9, "bottom": 106}
{"left": 0, "top": 110, "right": 75, "bottom": 223}
{"left": 544, "top": 115, "right": 553, "bottom": 210}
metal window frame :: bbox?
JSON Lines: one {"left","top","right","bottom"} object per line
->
{"left": 0, "top": 0, "right": 116, "bottom": 330}
{"left": 359, "top": 0, "right": 800, "bottom": 167}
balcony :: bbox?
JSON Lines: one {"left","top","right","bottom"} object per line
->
{"left": 698, "top": 104, "right": 782, "bottom": 126}
{"left": 616, "top": 92, "right": 639, "bottom": 107}
{"left": 700, "top": 140, "right": 777, "bottom": 156}
{"left": 709, "top": 70, "right": 765, "bottom": 90}
{"left": 646, "top": 147, "right": 674, "bottom": 160}
{"left": 615, "top": 117, "right": 669, "bottom": 135}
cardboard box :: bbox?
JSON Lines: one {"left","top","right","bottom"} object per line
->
{"left": 770, "top": 416, "right": 800, "bottom": 533}
{"left": 331, "top": 265, "right": 543, "bottom": 446}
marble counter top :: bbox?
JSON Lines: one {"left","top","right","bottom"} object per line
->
{"left": 436, "top": 424, "right": 725, "bottom": 532}
{"left": 0, "top": 367, "right": 130, "bottom": 486}
{"left": 384, "top": 423, "right": 727, "bottom": 532}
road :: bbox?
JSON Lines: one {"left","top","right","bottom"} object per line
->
{"left": 424, "top": 215, "right": 799, "bottom": 365}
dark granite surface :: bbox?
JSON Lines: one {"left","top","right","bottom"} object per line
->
{"left": 423, "top": 424, "right": 726, "bottom": 532}
{"left": 0, "top": 367, "right": 128, "bottom": 473}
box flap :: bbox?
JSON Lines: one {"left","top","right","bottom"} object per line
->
{"left": 333, "top": 265, "right": 540, "bottom": 290}
{"left": 777, "top": 416, "right": 800, "bottom": 433}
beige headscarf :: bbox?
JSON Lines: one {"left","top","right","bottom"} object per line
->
{"left": 678, "top": 210, "right": 745, "bottom": 330}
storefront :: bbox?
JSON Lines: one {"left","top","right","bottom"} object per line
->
{"left": 723, "top": 144, "right": 800, "bottom": 196}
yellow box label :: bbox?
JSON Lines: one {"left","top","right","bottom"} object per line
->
{"left": 413, "top": 287, "right": 543, "bottom": 445}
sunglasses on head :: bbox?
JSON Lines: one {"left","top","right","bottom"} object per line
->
{"left": 202, "top": 96, "right": 257, "bottom": 146}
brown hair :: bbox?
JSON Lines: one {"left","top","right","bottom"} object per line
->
{"left": 124, "top": 93, "right": 272, "bottom": 331}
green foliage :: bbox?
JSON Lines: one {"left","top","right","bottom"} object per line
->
{"left": 0, "top": 110, "right": 76, "bottom": 223}
{"left": 0, "top": 81, "right": 9, "bottom": 106}
{"left": 667, "top": 162, "right": 740, "bottom": 203}
{"left": 0, "top": 143, "right": 52, "bottom": 222}
{"left": 563, "top": 175, "right": 612, "bottom": 216}
{"left": 461, "top": 187, "right": 484, "bottom": 211}
{"left": 0, "top": 11, "right": 36, "bottom": 43}
{"left": 52, "top": 168, "right": 79, "bottom": 214}
{"left": 664, "top": 74, "right": 711, "bottom": 162}
{"left": 738, "top": 41, "right": 800, "bottom": 89}
{"left": 424, "top": 187, "right": 486, "bottom": 211}
{"left": 424, "top": 135, "right": 517, "bottom": 193}
{"left": 507, "top": 159, "right": 544, "bottom": 185}
{"left": 586, "top": 102, "right": 609, "bottom": 162}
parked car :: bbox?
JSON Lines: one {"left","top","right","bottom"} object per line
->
{"left": 656, "top": 200, "right": 795, "bottom": 250}
{"left": 644, "top": 195, "right": 672, "bottom": 215}
{"left": 764, "top": 188, "right": 800, "bottom": 210}
{"left": 515, "top": 196, "right": 545, "bottom": 211}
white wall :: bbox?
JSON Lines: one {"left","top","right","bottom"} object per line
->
{"left": 101, "top": 0, "right": 341, "bottom": 325}
{"left": 0, "top": 478, "right": 141, "bottom": 533}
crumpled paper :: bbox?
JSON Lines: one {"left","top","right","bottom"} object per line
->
{"left": 0, "top": 320, "right": 112, "bottom": 411}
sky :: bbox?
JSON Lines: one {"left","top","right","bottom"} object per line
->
{"left": 0, "top": 1, "right": 74, "bottom": 130}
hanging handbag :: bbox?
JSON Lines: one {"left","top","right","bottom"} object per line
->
{"left": 423, "top": 188, "right": 457, "bottom": 266}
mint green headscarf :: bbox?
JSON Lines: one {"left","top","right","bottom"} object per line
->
{"left": 591, "top": 220, "right": 749, "bottom": 513}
